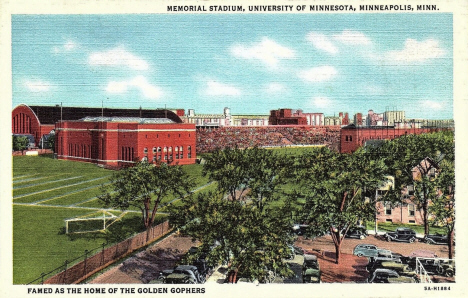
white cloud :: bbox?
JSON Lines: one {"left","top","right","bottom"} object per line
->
{"left": 333, "top": 30, "right": 371, "bottom": 45}
{"left": 231, "top": 37, "right": 295, "bottom": 68}
{"left": 420, "top": 100, "right": 443, "bottom": 110}
{"left": 24, "top": 80, "right": 51, "bottom": 92}
{"left": 53, "top": 40, "right": 78, "bottom": 53}
{"left": 312, "top": 96, "right": 332, "bottom": 108}
{"left": 106, "top": 76, "right": 162, "bottom": 99}
{"left": 89, "top": 47, "right": 149, "bottom": 70}
{"left": 264, "top": 83, "right": 286, "bottom": 94}
{"left": 204, "top": 80, "right": 241, "bottom": 96}
{"left": 306, "top": 32, "right": 338, "bottom": 54}
{"left": 385, "top": 39, "right": 445, "bottom": 63}
{"left": 298, "top": 66, "right": 338, "bottom": 83}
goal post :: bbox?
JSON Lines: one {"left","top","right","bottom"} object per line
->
{"left": 64, "top": 210, "right": 124, "bottom": 234}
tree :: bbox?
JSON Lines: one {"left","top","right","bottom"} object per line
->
{"left": 47, "top": 134, "right": 55, "bottom": 151}
{"left": 294, "top": 147, "right": 387, "bottom": 264}
{"left": 12, "top": 135, "right": 29, "bottom": 151}
{"left": 99, "top": 161, "right": 194, "bottom": 237}
{"left": 169, "top": 147, "right": 295, "bottom": 282}
{"left": 376, "top": 131, "right": 454, "bottom": 236}
{"left": 429, "top": 160, "right": 455, "bottom": 258}
{"left": 202, "top": 147, "right": 291, "bottom": 211}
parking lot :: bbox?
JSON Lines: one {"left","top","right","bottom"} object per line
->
{"left": 89, "top": 233, "right": 454, "bottom": 284}
{"left": 295, "top": 234, "right": 454, "bottom": 283}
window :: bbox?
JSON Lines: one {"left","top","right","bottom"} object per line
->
{"left": 409, "top": 220, "right": 415, "bottom": 224}
{"left": 407, "top": 185, "right": 415, "bottom": 196}
{"left": 385, "top": 203, "right": 392, "bottom": 215}
{"left": 386, "top": 219, "right": 393, "bottom": 223}
{"left": 153, "top": 147, "right": 157, "bottom": 154}
{"left": 408, "top": 204, "right": 415, "bottom": 217}
{"left": 157, "top": 147, "right": 162, "bottom": 152}
{"left": 143, "top": 147, "right": 148, "bottom": 154}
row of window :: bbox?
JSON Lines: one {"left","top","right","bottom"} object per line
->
{"left": 67, "top": 143, "right": 95, "bottom": 158}
{"left": 384, "top": 203, "right": 415, "bottom": 217}
{"left": 143, "top": 146, "right": 192, "bottom": 154}
{"left": 142, "top": 153, "right": 192, "bottom": 162}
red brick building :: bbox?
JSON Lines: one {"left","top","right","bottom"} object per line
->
{"left": 340, "top": 125, "right": 443, "bottom": 153}
{"left": 56, "top": 117, "right": 196, "bottom": 168}
{"left": 12, "top": 104, "right": 196, "bottom": 167}
{"left": 269, "top": 109, "right": 308, "bottom": 125}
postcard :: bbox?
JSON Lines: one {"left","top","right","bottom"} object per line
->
{"left": 2, "top": 0, "right": 467, "bottom": 297}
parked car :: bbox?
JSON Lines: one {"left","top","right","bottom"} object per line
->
{"left": 353, "top": 244, "right": 391, "bottom": 258}
{"left": 367, "top": 268, "right": 416, "bottom": 283}
{"left": 366, "top": 256, "right": 403, "bottom": 272}
{"left": 424, "top": 233, "right": 448, "bottom": 245}
{"left": 384, "top": 228, "right": 417, "bottom": 243}
{"left": 379, "top": 262, "right": 417, "bottom": 277}
{"left": 437, "top": 260, "right": 455, "bottom": 277}
{"left": 302, "top": 254, "right": 321, "bottom": 283}
{"left": 158, "top": 265, "right": 205, "bottom": 284}
{"left": 164, "top": 272, "right": 196, "bottom": 284}
{"left": 292, "top": 224, "right": 309, "bottom": 236}
{"left": 344, "top": 226, "right": 368, "bottom": 239}
{"left": 286, "top": 245, "right": 304, "bottom": 260}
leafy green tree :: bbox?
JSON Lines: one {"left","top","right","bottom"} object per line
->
{"left": 375, "top": 131, "right": 454, "bottom": 236}
{"left": 47, "top": 134, "right": 55, "bottom": 151}
{"left": 429, "top": 160, "right": 455, "bottom": 258}
{"left": 170, "top": 147, "right": 295, "bottom": 282}
{"left": 12, "top": 135, "right": 29, "bottom": 151}
{"left": 294, "top": 147, "right": 387, "bottom": 264}
{"left": 99, "top": 161, "right": 194, "bottom": 236}
{"left": 202, "top": 147, "right": 290, "bottom": 211}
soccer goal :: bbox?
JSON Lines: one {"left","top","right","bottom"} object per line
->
{"left": 64, "top": 210, "right": 125, "bottom": 234}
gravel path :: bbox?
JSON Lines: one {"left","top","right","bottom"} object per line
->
{"left": 89, "top": 234, "right": 198, "bottom": 284}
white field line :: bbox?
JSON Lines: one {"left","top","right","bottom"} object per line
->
{"left": 12, "top": 202, "right": 141, "bottom": 213}
{"left": 34, "top": 180, "right": 111, "bottom": 205}
{"left": 13, "top": 176, "right": 84, "bottom": 197}
{"left": 13, "top": 173, "right": 40, "bottom": 181}
{"left": 13, "top": 176, "right": 105, "bottom": 200}
{"left": 12, "top": 181, "right": 215, "bottom": 216}
{"left": 13, "top": 174, "right": 71, "bottom": 189}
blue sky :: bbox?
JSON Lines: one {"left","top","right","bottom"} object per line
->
{"left": 12, "top": 13, "right": 453, "bottom": 119}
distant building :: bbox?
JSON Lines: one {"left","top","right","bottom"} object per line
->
{"left": 376, "top": 158, "right": 441, "bottom": 225}
{"left": 383, "top": 110, "right": 405, "bottom": 126}
{"left": 269, "top": 109, "right": 308, "bottom": 125}
{"left": 269, "top": 108, "right": 324, "bottom": 126}
{"left": 340, "top": 124, "right": 447, "bottom": 153}
{"left": 184, "top": 107, "right": 269, "bottom": 127}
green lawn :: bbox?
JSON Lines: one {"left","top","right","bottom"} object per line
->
{"left": 366, "top": 221, "right": 446, "bottom": 235}
{"left": 12, "top": 155, "right": 212, "bottom": 284}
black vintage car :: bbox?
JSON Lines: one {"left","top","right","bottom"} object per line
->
{"left": 159, "top": 265, "right": 205, "bottom": 284}
{"left": 345, "top": 226, "right": 367, "bottom": 239}
{"left": 367, "top": 268, "right": 416, "bottom": 283}
{"left": 384, "top": 228, "right": 417, "bottom": 243}
{"left": 424, "top": 233, "right": 448, "bottom": 245}
{"left": 437, "top": 260, "right": 455, "bottom": 277}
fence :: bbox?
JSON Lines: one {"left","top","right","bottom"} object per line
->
{"left": 27, "top": 221, "right": 171, "bottom": 285}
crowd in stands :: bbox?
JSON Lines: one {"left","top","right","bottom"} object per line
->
{"left": 196, "top": 126, "right": 341, "bottom": 153}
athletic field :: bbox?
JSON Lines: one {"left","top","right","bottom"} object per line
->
{"left": 12, "top": 154, "right": 211, "bottom": 284}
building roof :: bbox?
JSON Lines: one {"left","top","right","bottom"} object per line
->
{"left": 24, "top": 105, "right": 183, "bottom": 125}
{"left": 80, "top": 116, "right": 175, "bottom": 124}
